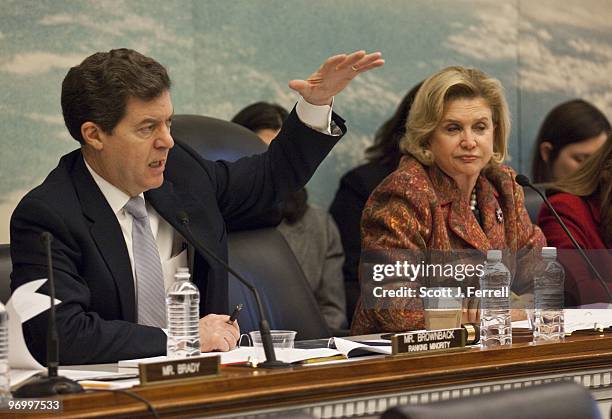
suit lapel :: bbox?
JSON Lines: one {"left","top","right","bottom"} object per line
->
{"left": 145, "top": 181, "right": 184, "bottom": 234}
{"left": 477, "top": 176, "right": 506, "bottom": 249}
{"left": 429, "top": 164, "right": 490, "bottom": 251}
{"left": 71, "top": 154, "right": 136, "bottom": 322}
{"left": 145, "top": 181, "right": 221, "bottom": 269}
{"left": 447, "top": 201, "right": 490, "bottom": 251}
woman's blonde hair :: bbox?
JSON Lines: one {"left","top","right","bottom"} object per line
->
{"left": 548, "top": 133, "right": 612, "bottom": 246}
{"left": 400, "top": 66, "right": 510, "bottom": 166}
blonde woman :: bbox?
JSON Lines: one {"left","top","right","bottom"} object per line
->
{"left": 352, "top": 66, "right": 545, "bottom": 334}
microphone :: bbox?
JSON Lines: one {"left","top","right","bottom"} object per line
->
{"left": 176, "top": 211, "right": 290, "bottom": 369}
{"left": 13, "top": 232, "right": 83, "bottom": 397}
{"left": 515, "top": 175, "right": 612, "bottom": 304}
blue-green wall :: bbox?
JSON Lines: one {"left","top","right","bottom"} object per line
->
{"left": 1, "top": 0, "right": 611, "bottom": 241}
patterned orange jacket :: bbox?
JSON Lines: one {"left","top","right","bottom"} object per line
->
{"left": 351, "top": 155, "right": 546, "bottom": 335}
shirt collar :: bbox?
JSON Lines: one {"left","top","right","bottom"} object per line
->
{"left": 83, "top": 158, "right": 144, "bottom": 215}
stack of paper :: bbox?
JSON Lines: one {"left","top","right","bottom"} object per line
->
{"left": 119, "top": 338, "right": 393, "bottom": 368}
{"left": 513, "top": 309, "right": 612, "bottom": 333}
{"left": 7, "top": 279, "right": 137, "bottom": 389}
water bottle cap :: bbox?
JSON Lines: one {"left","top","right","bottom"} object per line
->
{"left": 487, "top": 249, "right": 502, "bottom": 261}
{"left": 542, "top": 247, "right": 557, "bottom": 258}
{"left": 174, "top": 271, "right": 191, "bottom": 281}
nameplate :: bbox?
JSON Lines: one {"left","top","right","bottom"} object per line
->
{"left": 138, "top": 355, "right": 220, "bottom": 386}
{"left": 391, "top": 328, "right": 467, "bottom": 355}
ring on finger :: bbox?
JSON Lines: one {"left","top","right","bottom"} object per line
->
{"left": 351, "top": 65, "right": 359, "bottom": 72}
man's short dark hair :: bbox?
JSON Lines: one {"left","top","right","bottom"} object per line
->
{"left": 61, "top": 48, "right": 171, "bottom": 144}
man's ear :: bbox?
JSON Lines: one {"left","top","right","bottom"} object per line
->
{"left": 81, "top": 122, "right": 105, "bottom": 151}
{"left": 539, "top": 141, "right": 553, "bottom": 163}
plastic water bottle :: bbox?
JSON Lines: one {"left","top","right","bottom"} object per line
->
{"left": 166, "top": 268, "right": 201, "bottom": 358}
{"left": 480, "top": 250, "right": 512, "bottom": 347}
{"left": 0, "top": 302, "right": 11, "bottom": 407}
{"left": 534, "top": 247, "right": 565, "bottom": 343}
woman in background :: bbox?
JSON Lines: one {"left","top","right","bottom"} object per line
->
{"left": 351, "top": 67, "right": 545, "bottom": 334}
{"left": 531, "top": 99, "right": 609, "bottom": 184}
{"left": 232, "top": 102, "right": 348, "bottom": 332}
{"left": 329, "top": 82, "right": 422, "bottom": 323}
{"left": 538, "top": 134, "right": 612, "bottom": 307}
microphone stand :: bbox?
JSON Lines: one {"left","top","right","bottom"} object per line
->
{"left": 516, "top": 175, "right": 612, "bottom": 305}
{"left": 177, "top": 212, "right": 290, "bottom": 369}
{"left": 14, "top": 232, "right": 83, "bottom": 397}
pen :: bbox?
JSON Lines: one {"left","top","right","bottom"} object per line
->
{"left": 227, "top": 303, "right": 244, "bottom": 325}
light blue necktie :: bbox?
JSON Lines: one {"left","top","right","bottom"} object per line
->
{"left": 124, "top": 197, "right": 166, "bottom": 328}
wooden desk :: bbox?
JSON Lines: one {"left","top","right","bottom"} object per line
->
{"left": 25, "top": 334, "right": 612, "bottom": 418}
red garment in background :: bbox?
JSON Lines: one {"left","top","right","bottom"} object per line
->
{"left": 537, "top": 193, "right": 611, "bottom": 306}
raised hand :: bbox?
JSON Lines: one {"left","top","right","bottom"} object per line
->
{"left": 288, "top": 50, "right": 384, "bottom": 106}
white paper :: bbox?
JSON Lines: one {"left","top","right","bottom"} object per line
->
{"left": 9, "top": 369, "right": 132, "bottom": 390}
{"left": 119, "top": 339, "right": 394, "bottom": 367}
{"left": 9, "top": 370, "right": 42, "bottom": 389}
{"left": 514, "top": 309, "right": 612, "bottom": 333}
{"left": 331, "top": 338, "right": 392, "bottom": 357}
{"left": 6, "top": 278, "right": 60, "bottom": 370}
{"left": 302, "top": 354, "right": 387, "bottom": 367}
{"left": 119, "top": 347, "right": 341, "bottom": 367}
{"left": 118, "top": 355, "right": 167, "bottom": 368}
{"left": 59, "top": 369, "right": 129, "bottom": 381}
{"left": 512, "top": 320, "right": 530, "bottom": 328}
{"left": 564, "top": 309, "right": 612, "bottom": 333}
{"left": 4, "top": 279, "right": 140, "bottom": 389}
{"left": 79, "top": 378, "right": 140, "bottom": 390}
{"left": 239, "top": 347, "right": 340, "bottom": 364}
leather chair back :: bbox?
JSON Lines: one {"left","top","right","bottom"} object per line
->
{"left": 382, "top": 381, "right": 601, "bottom": 419}
{"left": 171, "top": 114, "right": 266, "bottom": 161}
{"left": 171, "top": 114, "right": 330, "bottom": 340}
{"left": 0, "top": 244, "right": 11, "bottom": 304}
{"left": 523, "top": 184, "right": 545, "bottom": 224}
{"left": 228, "top": 229, "right": 330, "bottom": 339}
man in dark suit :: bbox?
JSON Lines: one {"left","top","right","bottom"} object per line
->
{"left": 10, "top": 48, "right": 384, "bottom": 364}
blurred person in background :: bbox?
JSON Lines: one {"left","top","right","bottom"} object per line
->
{"left": 538, "top": 134, "right": 612, "bottom": 307}
{"left": 329, "top": 82, "right": 422, "bottom": 323}
{"left": 531, "top": 99, "right": 609, "bottom": 184}
{"left": 233, "top": 102, "right": 348, "bottom": 332}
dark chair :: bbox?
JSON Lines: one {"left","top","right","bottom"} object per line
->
{"left": 171, "top": 114, "right": 267, "bottom": 161}
{"left": 172, "top": 114, "right": 282, "bottom": 231}
{"left": 171, "top": 115, "right": 331, "bottom": 340}
{"left": 382, "top": 381, "right": 601, "bottom": 419}
{"left": 228, "top": 229, "right": 330, "bottom": 339}
{"left": 0, "top": 244, "right": 11, "bottom": 304}
{"left": 524, "top": 184, "right": 545, "bottom": 224}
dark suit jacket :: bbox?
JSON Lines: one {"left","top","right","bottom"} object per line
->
{"left": 329, "top": 161, "right": 398, "bottom": 286}
{"left": 10, "top": 109, "right": 345, "bottom": 364}
{"left": 329, "top": 161, "right": 397, "bottom": 323}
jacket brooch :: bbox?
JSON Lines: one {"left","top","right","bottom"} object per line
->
{"left": 495, "top": 208, "right": 503, "bottom": 223}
